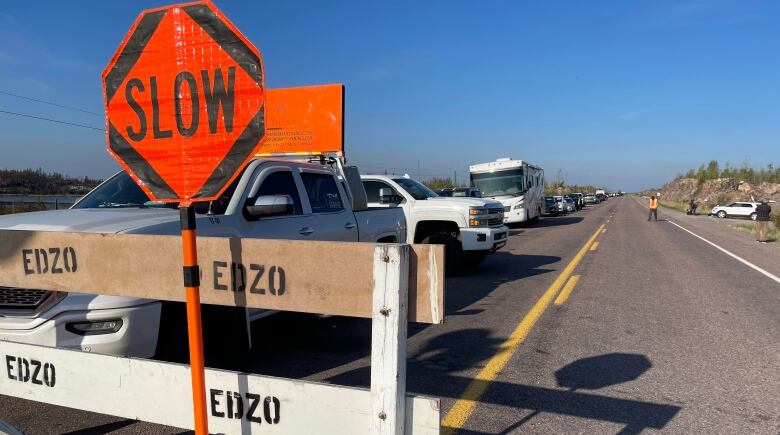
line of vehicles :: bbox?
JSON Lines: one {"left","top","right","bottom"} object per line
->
{"left": 0, "top": 155, "right": 608, "bottom": 360}
{"left": 543, "top": 190, "right": 620, "bottom": 216}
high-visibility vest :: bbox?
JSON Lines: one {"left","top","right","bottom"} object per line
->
{"left": 649, "top": 198, "right": 658, "bottom": 209}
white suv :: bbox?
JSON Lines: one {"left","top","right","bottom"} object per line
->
{"left": 710, "top": 202, "right": 760, "bottom": 220}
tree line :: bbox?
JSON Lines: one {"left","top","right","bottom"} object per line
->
{"left": 677, "top": 160, "right": 780, "bottom": 184}
{"left": 0, "top": 168, "right": 102, "bottom": 195}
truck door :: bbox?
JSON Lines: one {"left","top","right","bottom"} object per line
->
{"left": 299, "top": 171, "right": 359, "bottom": 241}
{"left": 240, "top": 166, "right": 313, "bottom": 240}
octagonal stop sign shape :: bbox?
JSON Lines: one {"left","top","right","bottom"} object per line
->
{"left": 102, "top": 1, "right": 265, "bottom": 202}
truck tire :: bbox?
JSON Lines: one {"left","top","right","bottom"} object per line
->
{"left": 422, "top": 232, "right": 464, "bottom": 276}
{"left": 154, "top": 301, "right": 188, "bottom": 363}
{"left": 202, "top": 305, "right": 250, "bottom": 369}
{"left": 750, "top": 212, "right": 757, "bottom": 221}
{"left": 154, "top": 302, "right": 249, "bottom": 369}
{"left": 717, "top": 211, "right": 727, "bottom": 218}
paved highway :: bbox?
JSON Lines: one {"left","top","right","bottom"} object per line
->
{"left": 1, "top": 196, "right": 778, "bottom": 434}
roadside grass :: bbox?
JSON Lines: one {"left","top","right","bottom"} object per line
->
{"left": 728, "top": 222, "right": 779, "bottom": 242}
{"left": 659, "top": 200, "right": 712, "bottom": 215}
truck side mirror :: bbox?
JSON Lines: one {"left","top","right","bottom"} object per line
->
{"left": 379, "top": 188, "right": 402, "bottom": 204}
{"left": 246, "top": 195, "right": 294, "bottom": 218}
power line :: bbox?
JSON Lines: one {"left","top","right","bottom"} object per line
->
{"left": 0, "top": 110, "right": 104, "bottom": 132}
{"left": 0, "top": 90, "right": 103, "bottom": 116}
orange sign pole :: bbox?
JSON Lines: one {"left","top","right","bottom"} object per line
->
{"left": 180, "top": 205, "right": 208, "bottom": 434}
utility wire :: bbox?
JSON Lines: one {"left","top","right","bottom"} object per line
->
{"left": 0, "top": 110, "right": 104, "bottom": 132}
{"left": 0, "top": 90, "right": 103, "bottom": 116}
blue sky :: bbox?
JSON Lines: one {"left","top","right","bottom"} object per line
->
{"left": 0, "top": 0, "right": 778, "bottom": 192}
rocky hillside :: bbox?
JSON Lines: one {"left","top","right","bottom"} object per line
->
{"left": 655, "top": 177, "right": 780, "bottom": 206}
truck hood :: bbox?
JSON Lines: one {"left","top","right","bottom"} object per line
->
{"left": 422, "top": 197, "right": 504, "bottom": 209}
{"left": 0, "top": 208, "right": 180, "bottom": 234}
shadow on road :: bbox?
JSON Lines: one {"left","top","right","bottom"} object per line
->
{"left": 234, "top": 252, "right": 560, "bottom": 380}
{"left": 537, "top": 216, "right": 584, "bottom": 227}
{"left": 329, "top": 352, "right": 679, "bottom": 435}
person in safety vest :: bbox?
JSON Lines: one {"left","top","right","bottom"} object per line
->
{"left": 648, "top": 196, "right": 659, "bottom": 221}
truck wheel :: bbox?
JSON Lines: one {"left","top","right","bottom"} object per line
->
{"left": 154, "top": 302, "right": 249, "bottom": 369}
{"left": 422, "top": 232, "right": 464, "bottom": 276}
{"left": 154, "top": 301, "right": 188, "bottom": 363}
{"left": 202, "top": 305, "right": 250, "bottom": 370}
{"left": 750, "top": 212, "right": 757, "bottom": 221}
{"left": 717, "top": 211, "right": 727, "bottom": 218}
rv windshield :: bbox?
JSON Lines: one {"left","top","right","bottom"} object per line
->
{"left": 471, "top": 169, "right": 525, "bottom": 197}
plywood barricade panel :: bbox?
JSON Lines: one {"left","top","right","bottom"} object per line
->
{"left": 0, "top": 340, "right": 440, "bottom": 434}
{"left": 0, "top": 230, "right": 443, "bottom": 324}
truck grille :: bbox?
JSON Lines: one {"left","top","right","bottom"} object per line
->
{"left": 487, "top": 208, "right": 504, "bottom": 227}
{"left": 0, "top": 287, "right": 51, "bottom": 309}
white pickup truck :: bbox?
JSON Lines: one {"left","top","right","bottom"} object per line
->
{"left": 360, "top": 174, "right": 508, "bottom": 274}
{"left": 0, "top": 158, "right": 405, "bottom": 360}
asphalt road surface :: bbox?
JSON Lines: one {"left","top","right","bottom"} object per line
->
{"left": 1, "top": 196, "right": 778, "bottom": 434}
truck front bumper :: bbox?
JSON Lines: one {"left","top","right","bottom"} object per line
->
{"left": 460, "top": 226, "right": 508, "bottom": 252}
{"left": 0, "top": 302, "right": 161, "bottom": 358}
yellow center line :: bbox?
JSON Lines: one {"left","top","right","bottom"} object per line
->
{"left": 554, "top": 275, "right": 581, "bottom": 305}
{"left": 441, "top": 222, "right": 606, "bottom": 433}
{"left": 590, "top": 241, "right": 600, "bottom": 251}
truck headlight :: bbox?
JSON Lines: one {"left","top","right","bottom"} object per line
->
{"left": 512, "top": 203, "right": 524, "bottom": 210}
{"left": 66, "top": 319, "right": 123, "bottom": 336}
{"left": 468, "top": 208, "right": 490, "bottom": 227}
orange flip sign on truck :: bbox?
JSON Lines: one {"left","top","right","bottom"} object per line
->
{"left": 102, "top": 1, "right": 266, "bottom": 202}
{"left": 262, "top": 84, "right": 345, "bottom": 156}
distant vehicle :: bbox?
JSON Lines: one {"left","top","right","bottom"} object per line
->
{"left": 569, "top": 192, "right": 584, "bottom": 210}
{"left": 710, "top": 202, "right": 761, "bottom": 220}
{"left": 436, "top": 187, "right": 483, "bottom": 198}
{"left": 583, "top": 194, "right": 597, "bottom": 204}
{"left": 543, "top": 196, "right": 560, "bottom": 216}
{"left": 469, "top": 158, "right": 544, "bottom": 225}
{"left": 553, "top": 195, "right": 566, "bottom": 213}
{"left": 563, "top": 196, "right": 576, "bottom": 213}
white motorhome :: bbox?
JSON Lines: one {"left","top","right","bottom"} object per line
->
{"left": 469, "top": 158, "right": 545, "bottom": 225}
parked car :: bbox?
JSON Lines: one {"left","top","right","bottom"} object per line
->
{"left": 544, "top": 196, "right": 560, "bottom": 216}
{"left": 569, "top": 192, "right": 584, "bottom": 210}
{"left": 362, "top": 174, "right": 508, "bottom": 273}
{"left": 436, "top": 187, "right": 483, "bottom": 198}
{"left": 553, "top": 195, "right": 566, "bottom": 213}
{"left": 710, "top": 202, "right": 761, "bottom": 220}
{"left": 583, "top": 194, "right": 597, "bottom": 205}
{"left": 0, "top": 158, "right": 406, "bottom": 359}
{"left": 563, "top": 196, "right": 576, "bottom": 213}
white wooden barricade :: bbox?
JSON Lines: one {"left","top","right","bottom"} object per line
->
{"left": 0, "top": 232, "right": 443, "bottom": 434}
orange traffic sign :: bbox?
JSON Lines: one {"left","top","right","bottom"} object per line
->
{"left": 102, "top": 1, "right": 266, "bottom": 202}
{"left": 262, "top": 84, "right": 345, "bottom": 156}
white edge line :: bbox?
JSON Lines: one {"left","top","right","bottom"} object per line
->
{"left": 631, "top": 195, "right": 780, "bottom": 284}
{"left": 667, "top": 219, "right": 780, "bottom": 284}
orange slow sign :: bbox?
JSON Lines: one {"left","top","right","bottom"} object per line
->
{"left": 102, "top": 1, "right": 266, "bottom": 202}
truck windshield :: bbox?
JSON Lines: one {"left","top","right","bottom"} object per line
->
{"left": 72, "top": 172, "right": 158, "bottom": 209}
{"left": 470, "top": 169, "right": 525, "bottom": 197}
{"left": 73, "top": 171, "right": 239, "bottom": 214}
{"left": 392, "top": 178, "right": 439, "bottom": 200}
